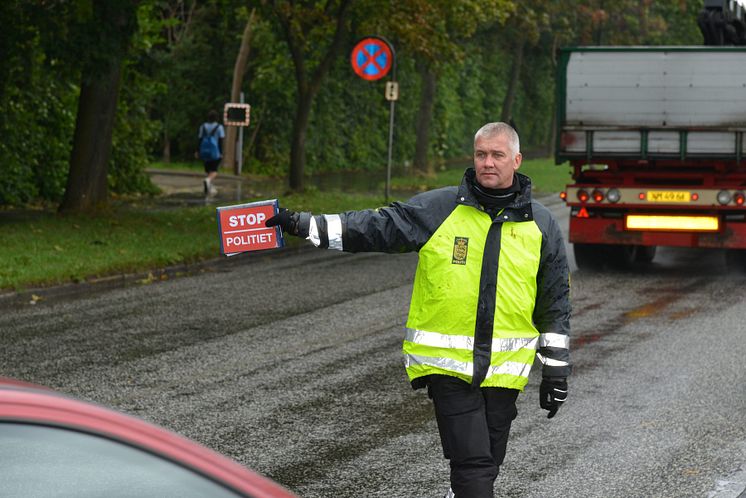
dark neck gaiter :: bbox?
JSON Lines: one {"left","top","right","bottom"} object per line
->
{"left": 470, "top": 174, "right": 520, "bottom": 216}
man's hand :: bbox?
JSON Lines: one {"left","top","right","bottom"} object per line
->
{"left": 265, "top": 208, "right": 308, "bottom": 237}
{"left": 540, "top": 377, "right": 567, "bottom": 419}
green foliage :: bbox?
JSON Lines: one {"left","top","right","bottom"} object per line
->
{"left": 0, "top": 0, "right": 710, "bottom": 207}
{"left": 153, "top": 6, "right": 233, "bottom": 159}
{"left": 0, "top": 0, "right": 162, "bottom": 205}
{"left": 0, "top": 1, "right": 77, "bottom": 205}
{"left": 108, "top": 61, "right": 161, "bottom": 195}
{"left": 243, "top": 15, "right": 297, "bottom": 174}
{"left": 568, "top": 0, "right": 701, "bottom": 45}
{"left": 362, "top": 0, "right": 515, "bottom": 65}
{"left": 306, "top": 44, "right": 399, "bottom": 173}
{"left": 0, "top": 83, "right": 76, "bottom": 205}
{"left": 512, "top": 41, "right": 556, "bottom": 150}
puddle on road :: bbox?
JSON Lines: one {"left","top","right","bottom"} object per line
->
{"left": 571, "top": 302, "right": 603, "bottom": 320}
{"left": 572, "top": 333, "right": 603, "bottom": 348}
{"left": 667, "top": 308, "right": 699, "bottom": 320}
{"left": 570, "top": 277, "right": 711, "bottom": 364}
{"left": 623, "top": 293, "right": 684, "bottom": 319}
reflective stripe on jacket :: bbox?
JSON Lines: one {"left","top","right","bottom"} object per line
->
{"left": 306, "top": 169, "right": 571, "bottom": 389}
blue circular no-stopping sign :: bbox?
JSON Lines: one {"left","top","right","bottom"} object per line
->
{"left": 351, "top": 37, "right": 393, "bottom": 81}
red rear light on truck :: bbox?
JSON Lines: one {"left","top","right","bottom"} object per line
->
{"left": 735, "top": 192, "right": 745, "bottom": 206}
{"left": 577, "top": 190, "right": 589, "bottom": 202}
{"left": 592, "top": 190, "right": 605, "bottom": 202}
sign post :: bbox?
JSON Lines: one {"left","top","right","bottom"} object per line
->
{"left": 351, "top": 36, "right": 397, "bottom": 202}
{"left": 384, "top": 80, "right": 398, "bottom": 203}
{"left": 223, "top": 100, "right": 251, "bottom": 200}
{"left": 237, "top": 93, "right": 245, "bottom": 177}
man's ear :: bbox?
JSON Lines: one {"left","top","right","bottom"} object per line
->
{"left": 513, "top": 152, "right": 523, "bottom": 171}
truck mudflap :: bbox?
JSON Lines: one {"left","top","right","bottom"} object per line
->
{"left": 569, "top": 215, "right": 746, "bottom": 249}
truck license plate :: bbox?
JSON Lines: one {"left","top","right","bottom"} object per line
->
{"left": 646, "top": 190, "right": 691, "bottom": 203}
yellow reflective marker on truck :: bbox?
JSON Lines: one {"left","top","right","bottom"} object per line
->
{"left": 625, "top": 215, "right": 719, "bottom": 231}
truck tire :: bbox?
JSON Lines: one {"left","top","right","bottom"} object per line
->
{"left": 609, "top": 245, "right": 637, "bottom": 270}
{"left": 574, "top": 244, "right": 654, "bottom": 271}
{"left": 634, "top": 245, "right": 657, "bottom": 264}
{"left": 609, "top": 245, "right": 657, "bottom": 269}
{"left": 725, "top": 249, "right": 746, "bottom": 272}
{"left": 573, "top": 243, "right": 606, "bottom": 271}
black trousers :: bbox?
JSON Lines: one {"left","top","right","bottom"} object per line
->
{"left": 428, "top": 375, "right": 519, "bottom": 498}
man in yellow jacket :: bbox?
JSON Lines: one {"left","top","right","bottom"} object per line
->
{"left": 267, "top": 122, "right": 571, "bottom": 498}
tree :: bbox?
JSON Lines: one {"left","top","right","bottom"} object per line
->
{"left": 0, "top": 0, "right": 704, "bottom": 208}
{"left": 146, "top": 0, "right": 198, "bottom": 163}
{"left": 59, "top": 1, "right": 140, "bottom": 213}
{"left": 499, "top": 4, "right": 546, "bottom": 124}
{"left": 224, "top": 8, "right": 256, "bottom": 174}
{"left": 378, "top": 0, "right": 514, "bottom": 176}
{"left": 269, "top": 0, "right": 353, "bottom": 191}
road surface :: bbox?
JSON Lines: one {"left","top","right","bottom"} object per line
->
{"left": 2, "top": 200, "right": 745, "bottom": 497}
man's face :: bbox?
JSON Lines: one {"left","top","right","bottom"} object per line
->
{"left": 473, "top": 133, "right": 522, "bottom": 189}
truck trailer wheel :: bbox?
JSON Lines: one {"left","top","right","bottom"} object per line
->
{"left": 609, "top": 245, "right": 638, "bottom": 270}
{"left": 634, "top": 245, "right": 657, "bottom": 264}
{"left": 725, "top": 249, "right": 746, "bottom": 272}
{"left": 608, "top": 244, "right": 657, "bottom": 269}
{"left": 574, "top": 244, "right": 654, "bottom": 271}
{"left": 573, "top": 243, "right": 607, "bottom": 271}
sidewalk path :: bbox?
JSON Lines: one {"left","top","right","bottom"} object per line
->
{"left": 146, "top": 168, "right": 274, "bottom": 206}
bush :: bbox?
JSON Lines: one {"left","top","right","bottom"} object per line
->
{"left": 0, "top": 76, "right": 76, "bottom": 205}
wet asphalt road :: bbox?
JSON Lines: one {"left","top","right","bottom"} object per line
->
{"left": 2, "top": 200, "right": 746, "bottom": 498}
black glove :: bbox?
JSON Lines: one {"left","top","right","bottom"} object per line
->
{"left": 265, "top": 208, "right": 310, "bottom": 237}
{"left": 540, "top": 377, "right": 567, "bottom": 419}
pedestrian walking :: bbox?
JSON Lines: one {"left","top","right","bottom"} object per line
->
{"left": 266, "top": 122, "right": 571, "bottom": 498}
{"left": 196, "top": 110, "right": 225, "bottom": 197}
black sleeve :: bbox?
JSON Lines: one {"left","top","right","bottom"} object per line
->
{"left": 532, "top": 203, "right": 572, "bottom": 378}
{"left": 311, "top": 187, "right": 457, "bottom": 254}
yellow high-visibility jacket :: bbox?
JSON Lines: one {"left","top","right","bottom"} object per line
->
{"left": 303, "top": 169, "right": 571, "bottom": 389}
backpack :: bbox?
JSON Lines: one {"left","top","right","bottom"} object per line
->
{"left": 199, "top": 123, "right": 222, "bottom": 161}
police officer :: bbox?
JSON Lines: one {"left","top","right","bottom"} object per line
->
{"left": 266, "top": 122, "right": 570, "bottom": 498}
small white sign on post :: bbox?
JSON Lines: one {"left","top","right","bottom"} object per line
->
{"left": 385, "top": 81, "right": 399, "bottom": 101}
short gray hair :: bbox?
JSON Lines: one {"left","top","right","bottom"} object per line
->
{"left": 474, "top": 122, "right": 520, "bottom": 156}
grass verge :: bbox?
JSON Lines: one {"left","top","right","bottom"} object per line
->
{"left": 1, "top": 158, "right": 569, "bottom": 291}
{"left": 391, "top": 158, "right": 571, "bottom": 194}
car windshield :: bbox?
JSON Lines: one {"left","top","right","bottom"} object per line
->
{"left": 0, "top": 422, "right": 246, "bottom": 498}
